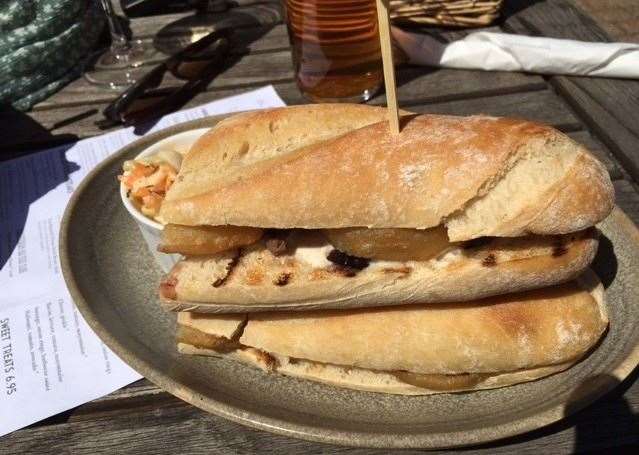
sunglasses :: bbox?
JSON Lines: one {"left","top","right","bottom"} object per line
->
{"left": 99, "top": 28, "right": 231, "bottom": 128}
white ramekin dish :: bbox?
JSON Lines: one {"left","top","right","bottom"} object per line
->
{"left": 120, "top": 128, "right": 211, "bottom": 272}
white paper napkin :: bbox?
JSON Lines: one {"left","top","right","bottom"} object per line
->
{"left": 393, "top": 28, "right": 639, "bottom": 79}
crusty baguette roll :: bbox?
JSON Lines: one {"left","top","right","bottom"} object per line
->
{"left": 160, "top": 229, "right": 598, "bottom": 312}
{"left": 165, "top": 104, "right": 390, "bottom": 202}
{"left": 160, "top": 105, "right": 614, "bottom": 241}
{"left": 176, "top": 272, "right": 608, "bottom": 395}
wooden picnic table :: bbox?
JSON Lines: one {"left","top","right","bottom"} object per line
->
{"left": 2, "top": 0, "right": 638, "bottom": 453}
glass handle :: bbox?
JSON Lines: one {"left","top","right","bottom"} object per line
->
{"left": 99, "top": 0, "right": 130, "bottom": 53}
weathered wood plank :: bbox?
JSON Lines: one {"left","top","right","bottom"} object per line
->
{"left": 551, "top": 77, "right": 639, "bottom": 184}
{"left": 502, "top": 0, "right": 639, "bottom": 183}
{"left": 375, "top": 66, "right": 546, "bottom": 106}
{"left": 503, "top": 0, "right": 610, "bottom": 43}
{"left": 614, "top": 179, "right": 639, "bottom": 225}
{"left": 2, "top": 373, "right": 638, "bottom": 455}
{"left": 3, "top": 86, "right": 575, "bottom": 150}
{"left": 4, "top": 63, "right": 551, "bottom": 153}
{"left": 34, "top": 61, "right": 545, "bottom": 111}
{"left": 35, "top": 21, "right": 521, "bottom": 111}
{"left": 129, "top": 1, "right": 284, "bottom": 39}
{"left": 87, "top": 379, "right": 162, "bottom": 404}
{"left": 149, "top": 20, "right": 290, "bottom": 54}
{"left": 37, "top": 49, "right": 295, "bottom": 109}
{"left": 396, "top": 89, "right": 582, "bottom": 131}
{"left": 37, "top": 25, "right": 292, "bottom": 108}
{"left": 36, "top": 29, "right": 546, "bottom": 110}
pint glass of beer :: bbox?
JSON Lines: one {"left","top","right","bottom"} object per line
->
{"left": 284, "top": 0, "right": 383, "bottom": 102}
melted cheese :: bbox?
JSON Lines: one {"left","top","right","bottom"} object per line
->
{"left": 290, "top": 232, "right": 418, "bottom": 270}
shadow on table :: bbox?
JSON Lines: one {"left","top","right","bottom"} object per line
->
{"left": 590, "top": 233, "right": 618, "bottom": 289}
{"left": 499, "top": 0, "right": 546, "bottom": 25}
{"left": 567, "top": 374, "right": 639, "bottom": 453}
{"left": 152, "top": 3, "right": 281, "bottom": 54}
{"left": 0, "top": 108, "right": 79, "bottom": 273}
{"left": 471, "top": 367, "right": 639, "bottom": 453}
{"left": 0, "top": 106, "right": 79, "bottom": 161}
{"left": 467, "top": 239, "right": 634, "bottom": 453}
{"left": 384, "top": 0, "right": 547, "bottom": 104}
{"left": 123, "top": 7, "right": 280, "bottom": 135}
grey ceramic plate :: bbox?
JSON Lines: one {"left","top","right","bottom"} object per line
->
{"left": 60, "top": 116, "right": 639, "bottom": 449}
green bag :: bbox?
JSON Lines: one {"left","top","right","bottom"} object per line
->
{"left": 0, "top": 0, "right": 105, "bottom": 110}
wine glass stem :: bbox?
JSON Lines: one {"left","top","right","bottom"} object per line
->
{"left": 100, "top": 0, "right": 131, "bottom": 55}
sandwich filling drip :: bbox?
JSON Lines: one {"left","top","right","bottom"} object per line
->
{"left": 158, "top": 228, "right": 597, "bottom": 306}
{"left": 159, "top": 224, "right": 457, "bottom": 258}
{"left": 158, "top": 221, "right": 594, "bottom": 270}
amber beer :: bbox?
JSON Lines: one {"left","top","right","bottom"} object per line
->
{"left": 284, "top": 0, "right": 383, "bottom": 102}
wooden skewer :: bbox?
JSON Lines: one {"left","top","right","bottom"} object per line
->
{"left": 376, "top": 0, "right": 400, "bottom": 135}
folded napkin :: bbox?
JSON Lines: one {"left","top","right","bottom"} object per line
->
{"left": 393, "top": 28, "right": 639, "bottom": 79}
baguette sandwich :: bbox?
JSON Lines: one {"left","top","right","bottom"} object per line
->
{"left": 177, "top": 272, "right": 608, "bottom": 394}
{"left": 157, "top": 104, "right": 614, "bottom": 313}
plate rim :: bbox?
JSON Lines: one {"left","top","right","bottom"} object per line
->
{"left": 59, "top": 115, "right": 639, "bottom": 449}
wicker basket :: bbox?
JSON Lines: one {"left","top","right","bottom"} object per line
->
{"left": 390, "top": 0, "right": 503, "bottom": 27}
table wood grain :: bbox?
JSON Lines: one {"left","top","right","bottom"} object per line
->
{"left": 1, "top": 0, "right": 638, "bottom": 452}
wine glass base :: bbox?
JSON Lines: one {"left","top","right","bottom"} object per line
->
{"left": 84, "top": 40, "right": 161, "bottom": 89}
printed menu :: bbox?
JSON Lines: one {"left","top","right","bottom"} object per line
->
{"left": 0, "top": 86, "right": 286, "bottom": 437}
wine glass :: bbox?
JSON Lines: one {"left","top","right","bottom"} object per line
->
{"left": 84, "top": 0, "right": 161, "bottom": 89}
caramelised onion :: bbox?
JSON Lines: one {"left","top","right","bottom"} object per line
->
{"left": 393, "top": 371, "right": 491, "bottom": 391}
{"left": 159, "top": 224, "right": 263, "bottom": 255}
{"left": 324, "top": 226, "right": 453, "bottom": 261}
